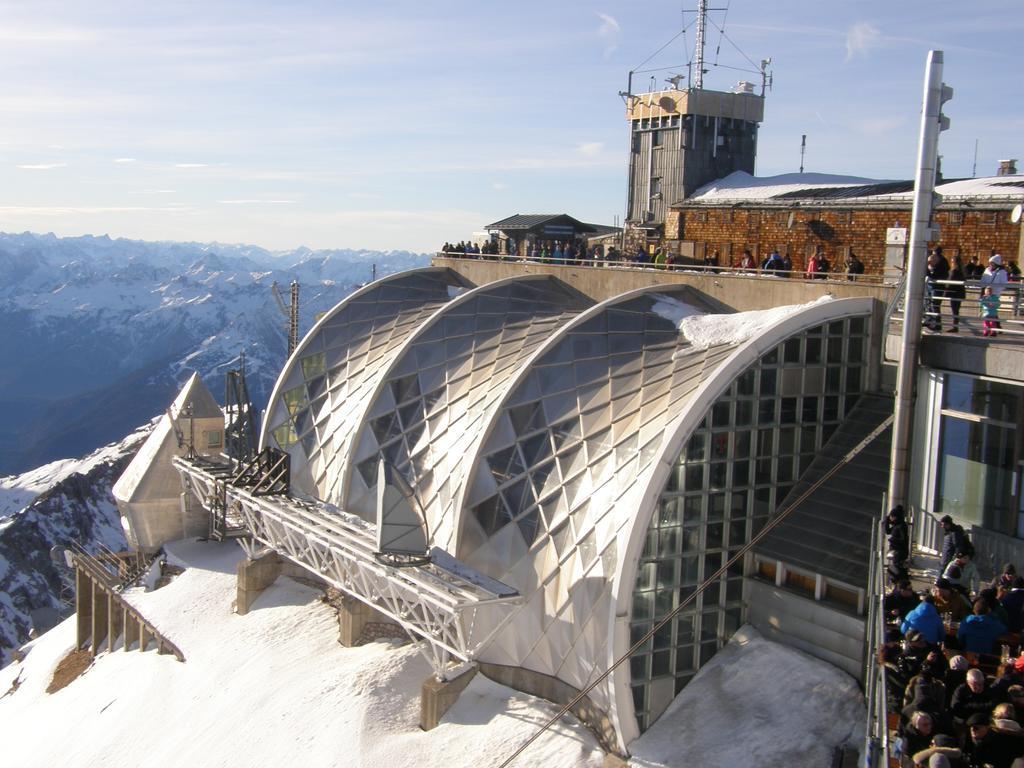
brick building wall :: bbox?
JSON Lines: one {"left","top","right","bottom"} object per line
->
{"left": 664, "top": 205, "right": 1022, "bottom": 274}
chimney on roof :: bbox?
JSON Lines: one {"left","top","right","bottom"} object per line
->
{"left": 997, "top": 159, "right": 1018, "bottom": 176}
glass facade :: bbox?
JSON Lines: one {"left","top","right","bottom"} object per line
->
{"left": 628, "top": 315, "right": 869, "bottom": 732}
{"left": 936, "top": 374, "right": 1022, "bottom": 534}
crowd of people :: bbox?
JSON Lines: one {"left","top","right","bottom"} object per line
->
{"left": 925, "top": 248, "right": 1020, "bottom": 335}
{"left": 881, "top": 508, "right": 1024, "bottom": 767}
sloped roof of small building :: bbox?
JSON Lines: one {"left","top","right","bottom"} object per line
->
{"left": 485, "top": 214, "right": 598, "bottom": 233}
{"left": 113, "top": 373, "right": 221, "bottom": 503}
{"left": 676, "top": 170, "right": 1024, "bottom": 207}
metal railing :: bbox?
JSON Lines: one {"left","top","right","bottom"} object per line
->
{"left": 889, "top": 278, "right": 1024, "bottom": 339}
{"left": 863, "top": 502, "right": 892, "bottom": 768}
{"left": 435, "top": 250, "right": 897, "bottom": 285}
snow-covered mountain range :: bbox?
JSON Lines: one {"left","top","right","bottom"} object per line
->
{"left": 0, "top": 231, "right": 429, "bottom": 477}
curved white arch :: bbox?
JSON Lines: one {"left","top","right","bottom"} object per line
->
{"left": 606, "top": 296, "right": 877, "bottom": 748}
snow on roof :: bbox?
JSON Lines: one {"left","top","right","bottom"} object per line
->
{"left": 677, "top": 296, "right": 833, "bottom": 350}
{"left": 628, "top": 625, "right": 865, "bottom": 768}
{"left": 686, "top": 170, "right": 1024, "bottom": 205}
{"left": 688, "top": 170, "right": 888, "bottom": 202}
{"left": 0, "top": 539, "right": 603, "bottom": 768}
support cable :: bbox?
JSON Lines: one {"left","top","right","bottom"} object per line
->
{"left": 497, "top": 414, "right": 895, "bottom": 768}
{"left": 632, "top": 21, "right": 695, "bottom": 74}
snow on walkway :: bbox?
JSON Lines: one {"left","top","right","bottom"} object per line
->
{"left": 628, "top": 625, "right": 866, "bottom": 768}
{"left": 0, "top": 539, "right": 602, "bottom": 768}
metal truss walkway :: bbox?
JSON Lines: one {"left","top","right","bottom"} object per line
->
{"left": 172, "top": 454, "right": 520, "bottom": 677}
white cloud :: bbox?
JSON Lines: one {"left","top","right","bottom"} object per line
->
{"left": 115, "top": 157, "right": 136, "bottom": 163}
{"left": 491, "top": 182, "right": 507, "bottom": 191}
{"left": 17, "top": 163, "right": 67, "bottom": 170}
{"left": 577, "top": 142, "right": 604, "bottom": 157}
{"left": 845, "top": 22, "right": 880, "bottom": 60}
{"left": 217, "top": 199, "right": 294, "bottom": 205}
{"left": 0, "top": 205, "right": 189, "bottom": 215}
{"left": 347, "top": 192, "right": 381, "bottom": 200}
{"left": 596, "top": 12, "right": 620, "bottom": 59}
{"left": 175, "top": 162, "right": 208, "bottom": 168}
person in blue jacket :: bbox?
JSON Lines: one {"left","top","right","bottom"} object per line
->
{"left": 958, "top": 599, "right": 1008, "bottom": 654}
{"left": 902, "top": 593, "right": 945, "bottom": 646}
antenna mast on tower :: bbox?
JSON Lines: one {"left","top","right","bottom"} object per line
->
{"left": 693, "top": 0, "right": 708, "bottom": 90}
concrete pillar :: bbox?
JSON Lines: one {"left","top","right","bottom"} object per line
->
{"left": 125, "top": 610, "right": 140, "bottom": 651}
{"left": 420, "top": 665, "right": 478, "bottom": 731}
{"left": 236, "top": 551, "right": 283, "bottom": 615}
{"left": 90, "top": 581, "right": 109, "bottom": 655}
{"left": 75, "top": 568, "right": 93, "bottom": 651}
{"left": 337, "top": 596, "right": 384, "bottom": 647}
{"left": 139, "top": 621, "right": 149, "bottom": 652}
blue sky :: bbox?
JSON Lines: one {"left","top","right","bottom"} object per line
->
{"left": 0, "top": 0, "right": 1020, "bottom": 251}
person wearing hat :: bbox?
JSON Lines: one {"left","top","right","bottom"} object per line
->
{"left": 962, "top": 711, "right": 1021, "bottom": 768}
{"left": 981, "top": 254, "right": 1010, "bottom": 298}
{"left": 903, "top": 593, "right": 947, "bottom": 645}
{"left": 944, "top": 551, "right": 981, "bottom": 597}
{"left": 887, "top": 579, "right": 922, "bottom": 623}
{"left": 887, "top": 505, "right": 910, "bottom": 567}
{"left": 940, "top": 515, "right": 971, "bottom": 571}
{"left": 934, "top": 578, "right": 972, "bottom": 623}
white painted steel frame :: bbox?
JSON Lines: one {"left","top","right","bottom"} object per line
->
{"left": 172, "top": 456, "right": 520, "bottom": 677}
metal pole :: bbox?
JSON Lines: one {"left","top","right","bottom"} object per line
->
{"left": 887, "top": 50, "right": 950, "bottom": 510}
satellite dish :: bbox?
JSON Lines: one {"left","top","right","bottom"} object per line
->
{"left": 658, "top": 96, "right": 677, "bottom": 111}
{"left": 787, "top": 212, "right": 796, "bottom": 229}
{"left": 1012, "top": 204, "right": 1023, "bottom": 224}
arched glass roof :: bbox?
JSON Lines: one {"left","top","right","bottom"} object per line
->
{"left": 343, "top": 275, "right": 592, "bottom": 545}
{"left": 260, "top": 268, "right": 474, "bottom": 501}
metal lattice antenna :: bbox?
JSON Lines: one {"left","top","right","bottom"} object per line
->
{"left": 271, "top": 280, "right": 301, "bottom": 356}
{"left": 694, "top": 0, "right": 708, "bottom": 89}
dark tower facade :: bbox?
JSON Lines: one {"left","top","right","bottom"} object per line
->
{"left": 625, "top": 86, "right": 764, "bottom": 242}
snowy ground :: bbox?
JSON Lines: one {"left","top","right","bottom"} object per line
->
{"left": 0, "top": 538, "right": 865, "bottom": 767}
{"left": 0, "top": 539, "right": 602, "bottom": 768}
{"left": 628, "top": 625, "right": 866, "bottom": 768}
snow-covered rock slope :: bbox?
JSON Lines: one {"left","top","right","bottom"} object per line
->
{"left": 0, "top": 425, "right": 151, "bottom": 665}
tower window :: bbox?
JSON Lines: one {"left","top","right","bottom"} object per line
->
{"left": 652, "top": 130, "right": 663, "bottom": 148}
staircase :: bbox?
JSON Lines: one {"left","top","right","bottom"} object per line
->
{"left": 755, "top": 392, "right": 894, "bottom": 589}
